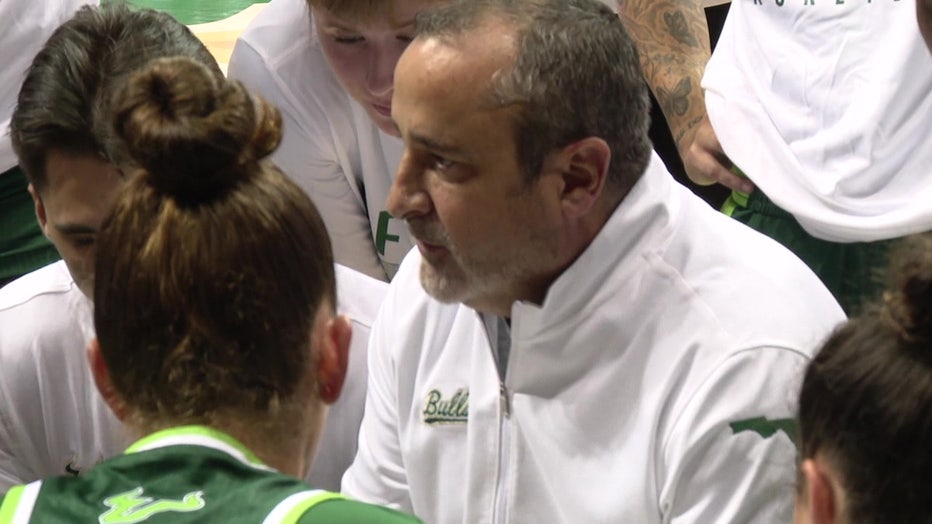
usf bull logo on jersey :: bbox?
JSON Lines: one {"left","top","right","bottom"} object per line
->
{"left": 99, "top": 487, "right": 205, "bottom": 524}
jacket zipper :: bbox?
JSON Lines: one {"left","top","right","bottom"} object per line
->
{"left": 492, "top": 382, "right": 512, "bottom": 524}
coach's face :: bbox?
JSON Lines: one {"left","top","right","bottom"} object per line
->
{"left": 386, "top": 26, "right": 567, "bottom": 317}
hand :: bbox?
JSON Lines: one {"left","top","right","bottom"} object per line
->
{"left": 682, "top": 116, "right": 755, "bottom": 194}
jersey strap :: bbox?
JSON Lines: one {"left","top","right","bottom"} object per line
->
{"left": 0, "top": 481, "right": 42, "bottom": 524}
{"left": 262, "top": 490, "right": 346, "bottom": 524}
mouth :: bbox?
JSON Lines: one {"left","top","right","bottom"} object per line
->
{"left": 415, "top": 238, "right": 447, "bottom": 257}
{"left": 408, "top": 219, "right": 448, "bottom": 257}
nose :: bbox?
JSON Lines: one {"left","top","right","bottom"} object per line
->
{"left": 366, "top": 43, "right": 402, "bottom": 97}
{"left": 386, "top": 148, "right": 432, "bottom": 219}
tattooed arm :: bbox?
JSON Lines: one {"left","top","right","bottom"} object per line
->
{"left": 617, "top": 0, "right": 753, "bottom": 192}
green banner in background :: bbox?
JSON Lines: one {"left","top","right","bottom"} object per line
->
{"left": 119, "top": 0, "right": 257, "bottom": 24}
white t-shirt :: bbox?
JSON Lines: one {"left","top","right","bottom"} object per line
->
{"left": 703, "top": 0, "right": 932, "bottom": 242}
{"left": 0, "top": 0, "right": 97, "bottom": 173}
{"left": 0, "top": 261, "right": 387, "bottom": 493}
{"left": 343, "top": 153, "right": 846, "bottom": 523}
{"left": 227, "top": 0, "right": 413, "bottom": 280}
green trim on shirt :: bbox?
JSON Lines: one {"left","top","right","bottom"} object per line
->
{"left": 125, "top": 425, "right": 265, "bottom": 467}
{"left": 0, "top": 485, "right": 25, "bottom": 524}
{"left": 283, "top": 491, "right": 347, "bottom": 523}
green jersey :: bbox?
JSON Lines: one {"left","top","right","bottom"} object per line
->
{"left": 0, "top": 425, "right": 420, "bottom": 524}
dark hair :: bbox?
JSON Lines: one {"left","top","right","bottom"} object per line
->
{"left": 10, "top": 3, "right": 220, "bottom": 193}
{"left": 798, "top": 232, "right": 932, "bottom": 523}
{"left": 94, "top": 56, "right": 336, "bottom": 428}
{"left": 415, "top": 0, "right": 652, "bottom": 197}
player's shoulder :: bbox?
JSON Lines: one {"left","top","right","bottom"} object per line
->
{"left": 0, "top": 261, "right": 75, "bottom": 312}
{"left": 297, "top": 496, "right": 422, "bottom": 524}
{"left": 234, "top": 0, "right": 315, "bottom": 64}
{"left": 0, "top": 261, "right": 90, "bottom": 362}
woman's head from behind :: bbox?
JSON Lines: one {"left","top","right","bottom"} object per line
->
{"left": 796, "top": 233, "right": 932, "bottom": 524}
{"left": 308, "top": 0, "right": 447, "bottom": 136}
{"left": 91, "top": 57, "right": 350, "bottom": 466}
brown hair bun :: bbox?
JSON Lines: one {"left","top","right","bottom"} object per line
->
{"left": 112, "top": 56, "right": 282, "bottom": 201}
{"left": 884, "top": 234, "right": 932, "bottom": 346}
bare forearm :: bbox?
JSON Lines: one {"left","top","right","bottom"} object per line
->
{"left": 617, "top": 0, "right": 710, "bottom": 155}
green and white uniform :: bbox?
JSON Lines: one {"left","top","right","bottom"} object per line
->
{"left": 0, "top": 426, "right": 420, "bottom": 524}
{"left": 0, "top": 262, "right": 386, "bottom": 493}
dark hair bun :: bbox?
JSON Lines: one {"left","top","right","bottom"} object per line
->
{"left": 884, "top": 233, "right": 932, "bottom": 346}
{"left": 112, "top": 56, "right": 282, "bottom": 200}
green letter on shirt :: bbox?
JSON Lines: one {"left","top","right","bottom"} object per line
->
{"left": 376, "top": 211, "right": 401, "bottom": 255}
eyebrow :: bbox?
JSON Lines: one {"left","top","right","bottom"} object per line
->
{"left": 53, "top": 223, "right": 96, "bottom": 236}
{"left": 391, "top": 17, "right": 416, "bottom": 29}
{"left": 408, "top": 130, "right": 467, "bottom": 159}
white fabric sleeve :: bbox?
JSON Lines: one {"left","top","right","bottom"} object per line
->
{"left": 661, "top": 347, "right": 807, "bottom": 523}
{"left": 0, "top": 420, "right": 32, "bottom": 494}
{"left": 0, "top": 355, "right": 39, "bottom": 493}
{"left": 340, "top": 285, "right": 413, "bottom": 512}
{"left": 227, "top": 40, "right": 388, "bottom": 281}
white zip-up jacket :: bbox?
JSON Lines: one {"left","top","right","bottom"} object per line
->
{"left": 343, "top": 154, "right": 846, "bottom": 523}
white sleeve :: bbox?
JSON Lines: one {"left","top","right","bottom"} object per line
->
{"left": 340, "top": 285, "right": 413, "bottom": 512}
{"left": 0, "top": 384, "right": 36, "bottom": 493}
{"left": 0, "top": 329, "right": 50, "bottom": 493}
{"left": 227, "top": 39, "right": 388, "bottom": 281}
{"left": 661, "top": 347, "right": 806, "bottom": 523}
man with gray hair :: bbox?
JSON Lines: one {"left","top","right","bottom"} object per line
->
{"left": 342, "top": 0, "right": 844, "bottom": 522}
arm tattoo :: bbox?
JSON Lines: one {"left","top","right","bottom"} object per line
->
{"left": 663, "top": 11, "right": 700, "bottom": 48}
{"left": 657, "top": 77, "right": 692, "bottom": 117}
{"left": 673, "top": 115, "right": 705, "bottom": 146}
{"left": 618, "top": 1, "right": 710, "bottom": 151}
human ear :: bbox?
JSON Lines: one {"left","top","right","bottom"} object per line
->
{"left": 27, "top": 183, "right": 49, "bottom": 235}
{"left": 552, "top": 137, "right": 611, "bottom": 218}
{"left": 86, "top": 338, "right": 129, "bottom": 421}
{"left": 800, "top": 458, "right": 840, "bottom": 524}
{"left": 316, "top": 315, "right": 351, "bottom": 404}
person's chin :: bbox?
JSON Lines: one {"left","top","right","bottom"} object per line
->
{"left": 368, "top": 106, "right": 397, "bottom": 136}
{"left": 418, "top": 258, "right": 467, "bottom": 304}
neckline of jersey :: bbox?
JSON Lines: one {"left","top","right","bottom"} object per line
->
{"left": 124, "top": 425, "right": 274, "bottom": 472}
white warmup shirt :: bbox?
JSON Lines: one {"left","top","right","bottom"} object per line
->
{"left": 227, "top": 0, "right": 413, "bottom": 281}
{"left": 0, "top": 0, "right": 97, "bottom": 173}
{"left": 0, "top": 261, "right": 387, "bottom": 493}
{"left": 703, "top": 0, "right": 932, "bottom": 242}
{"left": 343, "top": 153, "right": 846, "bottom": 523}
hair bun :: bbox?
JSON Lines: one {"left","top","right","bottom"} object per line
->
{"left": 884, "top": 233, "right": 932, "bottom": 346}
{"left": 112, "top": 56, "right": 282, "bottom": 201}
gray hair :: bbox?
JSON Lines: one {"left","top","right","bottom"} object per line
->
{"left": 415, "top": 0, "right": 652, "bottom": 196}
